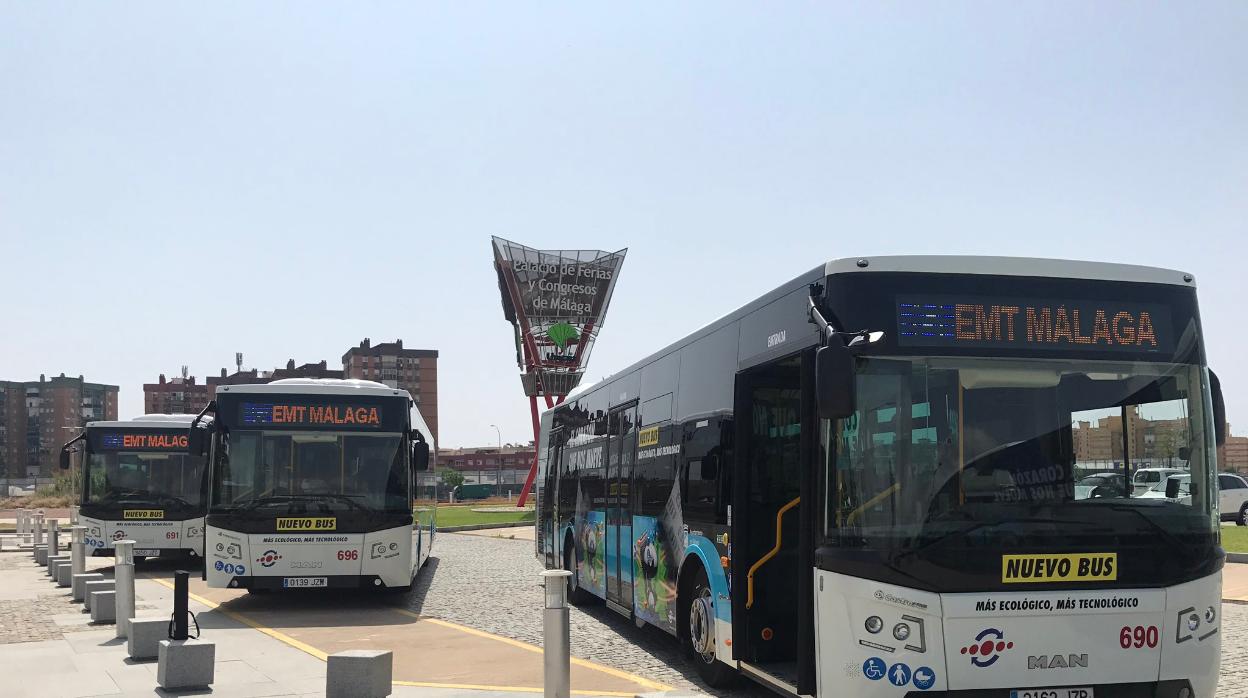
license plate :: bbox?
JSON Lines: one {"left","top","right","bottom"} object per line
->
{"left": 134, "top": 549, "right": 160, "bottom": 556}
{"left": 1011, "top": 688, "right": 1094, "bottom": 698}
{"left": 282, "top": 577, "right": 327, "bottom": 588}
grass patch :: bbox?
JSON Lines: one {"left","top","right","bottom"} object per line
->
{"left": 437, "top": 505, "right": 534, "bottom": 528}
{"left": 1223, "top": 525, "right": 1248, "bottom": 553}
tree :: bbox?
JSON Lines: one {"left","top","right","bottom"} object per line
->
{"left": 440, "top": 468, "right": 465, "bottom": 490}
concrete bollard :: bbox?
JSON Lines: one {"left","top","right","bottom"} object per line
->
{"left": 49, "top": 558, "right": 71, "bottom": 583}
{"left": 72, "top": 573, "right": 104, "bottom": 603}
{"left": 83, "top": 580, "right": 115, "bottom": 611}
{"left": 90, "top": 590, "right": 117, "bottom": 624}
{"left": 158, "top": 641, "right": 215, "bottom": 690}
{"left": 56, "top": 562, "right": 73, "bottom": 587}
{"left": 47, "top": 555, "right": 70, "bottom": 577}
{"left": 70, "top": 526, "right": 86, "bottom": 578}
{"left": 32, "top": 514, "right": 44, "bottom": 548}
{"left": 127, "top": 617, "right": 168, "bottom": 660}
{"left": 114, "top": 541, "right": 136, "bottom": 639}
{"left": 541, "top": 569, "right": 573, "bottom": 698}
{"left": 48, "top": 518, "right": 60, "bottom": 558}
{"left": 327, "top": 650, "right": 393, "bottom": 698}
{"left": 70, "top": 505, "right": 79, "bottom": 525}
{"left": 34, "top": 545, "right": 48, "bottom": 565}
{"left": 17, "top": 510, "right": 26, "bottom": 536}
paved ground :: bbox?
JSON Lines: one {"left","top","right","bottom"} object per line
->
{"left": 3, "top": 529, "right": 1247, "bottom": 696}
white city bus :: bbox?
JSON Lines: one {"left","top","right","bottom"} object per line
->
{"left": 62, "top": 414, "right": 209, "bottom": 561}
{"left": 537, "top": 256, "right": 1226, "bottom": 697}
{"left": 193, "top": 379, "right": 434, "bottom": 592}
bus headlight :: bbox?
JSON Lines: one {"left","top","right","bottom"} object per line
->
{"left": 1205, "top": 606, "right": 1216, "bottom": 624}
{"left": 1187, "top": 613, "right": 1200, "bottom": 632}
{"left": 893, "top": 623, "right": 911, "bottom": 641}
{"left": 864, "top": 616, "right": 883, "bottom": 634}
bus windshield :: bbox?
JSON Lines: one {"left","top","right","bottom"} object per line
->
{"left": 212, "top": 430, "right": 407, "bottom": 512}
{"left": 825, "top": 357, "right": 1216, "bottom": 554}
{"left": 86, "top": 451, "right": 204, "bottom": 508}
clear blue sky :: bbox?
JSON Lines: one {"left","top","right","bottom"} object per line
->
{"left": 2, "top": 3, "right": 1245, "bottom": 447}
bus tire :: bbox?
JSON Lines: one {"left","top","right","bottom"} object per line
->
{"left": 679, "top": 564, "right": 736, "bottom": 688}
{"left": 563, "top": 538, "right": 593, "bottom": 606}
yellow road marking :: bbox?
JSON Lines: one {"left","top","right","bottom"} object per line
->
{"left": 147, "top": 578, "right": 673, "bottom": 693}
{"left": 389, "top": 608, "right": 673, "bottom": 691}
{"left": 149, "top": 578, "right": 328, "bottom": 660}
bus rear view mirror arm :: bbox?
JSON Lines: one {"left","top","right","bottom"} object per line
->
{"left": 58, "top": 431, "right": 85, "bottom": 470}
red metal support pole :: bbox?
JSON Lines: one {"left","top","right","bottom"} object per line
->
{"left": 517, "top": 395, "right": 542, "bottom": 507}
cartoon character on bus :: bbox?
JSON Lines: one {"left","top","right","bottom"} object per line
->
{"left": 579, "top": 511, "right": 605, "bottom": 594}
{"left": 636, "top": 529, "right": 660, "bottom": 611}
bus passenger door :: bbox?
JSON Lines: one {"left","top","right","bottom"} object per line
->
{"left": 605, "top": 403, "right": 638, "bottom": 612}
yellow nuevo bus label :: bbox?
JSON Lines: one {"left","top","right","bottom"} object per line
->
{"left": 123, "top": 510, "right": 165, "bottom": 520}
{"left": 638, "top": 426, "right": 660, "bottom": 447}
{"left": 1002, "top": 553, "right": 1117, "bottom": 583}
{"left": 276, "top": 517, "right": 337, "bottom": 532}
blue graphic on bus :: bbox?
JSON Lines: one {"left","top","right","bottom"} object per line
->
{"left": 214, "top": 560, "right": 224, "bottom": 571}
{"left": 241, "top": 403, "right": 275, "bottom": 425}
{"left": 888, "top": 663, "right": 912, "bottom": 687}
{"left": 102, "top": 433, "right": 124, "bottom": 448}
{"left": 912, "top": 666, "right": 935, "bottom": 690}
{"left": 578, "top": 511, "right": 606, "bottom": 597}
{"left": 863, "top": 657, "right": 886, "bottom": 681}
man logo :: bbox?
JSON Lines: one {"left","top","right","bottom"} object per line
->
{"left": 1028, "top": 654, "right": 1089, "bottom": 670}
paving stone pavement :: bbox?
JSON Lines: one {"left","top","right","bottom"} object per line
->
{"left": 412, "top": 533, "right": 1248, "bottom": 697}
{"left": 406, "top": 532, "right": 767, "bottom": 696}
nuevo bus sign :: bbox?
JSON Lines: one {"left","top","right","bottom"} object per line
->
{"left": 491, "top": 236, "right": 627, "bottom": 505}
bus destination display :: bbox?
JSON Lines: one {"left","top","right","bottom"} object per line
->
{"left": 241, "top": 402, "right": 384, "bottom": 428}
{"left": 897, "top": 295, "right": 1173, "bottom": 353}
{"left": 99, "top": 433, "right": 188, "bottom": 451}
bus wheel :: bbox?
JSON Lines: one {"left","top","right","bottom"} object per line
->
{"left": 682, "top": 566, "right": 736, "bottom": 688}
{"left": 563, "top": 539, "right": 592, "bottom": 606}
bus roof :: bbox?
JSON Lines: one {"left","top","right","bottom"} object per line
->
{"left": 214, "top": 378, "right": 411, "bottom": 400}
{"left": 824, "top": 255, "right": 1194, "bottom": 287}
{"left": 86, "top": 414, "right": 200, "bottom": 430}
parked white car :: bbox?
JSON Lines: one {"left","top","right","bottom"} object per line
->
{"left": 1131, "top": 467, "right": 1186, "bottom": 496}
{"left": 1138, "top": 472, "right": 1248, "bottom": 525}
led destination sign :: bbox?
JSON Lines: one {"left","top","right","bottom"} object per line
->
{"left": 98, "top": 433, "right": 188, "bottom": 451}
{"left": 897, "top": 295, "right": 1173, "bottom": 354}
{"left": 241, "top": 403, "right": 384, "bottom": 429}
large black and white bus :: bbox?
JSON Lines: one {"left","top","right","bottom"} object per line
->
{"left": 62, "top": 414, "right": 209, "bottom": 560}
{"left": 192, "top": 378, "right": 434, "bottom": 592}
{"left": 536, "top": 256, "right": 1226, "bottom": 697}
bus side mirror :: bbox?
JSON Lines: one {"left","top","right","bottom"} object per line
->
{"left": 1211, "top": 370, "right": 1226, "bottom": 447}
{"left": 188, "top": 428, "right": 207, "bottom": 457}
{"left": 816, "top": 342, "right": 856, "bottom": 420}
{"left": 1165, "top": 478, "right": 1181, "bottom": 499}
{"left": 59, "top": 448, "right": 70, "bottom": 470}
{"left": 412, "top": 440, "right": 430, "bottom": 472}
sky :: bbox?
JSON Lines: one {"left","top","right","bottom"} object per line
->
{"left": 1, "top": 3, "right": 1246, "bottom": 448}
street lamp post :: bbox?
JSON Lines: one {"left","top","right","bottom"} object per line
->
{"left": 490, "top": 424, "right": 502, "bottom": 498}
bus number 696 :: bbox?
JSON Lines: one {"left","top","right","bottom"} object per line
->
{"left": 337, "top": 550, "right": 359, "bottom": 561}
